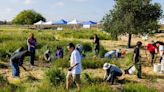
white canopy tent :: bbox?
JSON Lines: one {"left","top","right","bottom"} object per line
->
{"left": 67, "top": 19, "right": 80, "bottom": 25}
{"left": 34, "top": 20, "right": 45, "bottom": 25}
{"left": 43, "top": 21, "right": 54, "bottom": 25}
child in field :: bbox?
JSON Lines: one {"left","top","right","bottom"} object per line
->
{"left": 10, "top": 47, "right": 30, "bottom": 77}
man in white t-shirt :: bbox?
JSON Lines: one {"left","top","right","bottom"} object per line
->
{"left": 156, "top": 41, "right": 164, "bottom": 62}
{"left": 66, "top": 43, "right": 82, "bottom": 91}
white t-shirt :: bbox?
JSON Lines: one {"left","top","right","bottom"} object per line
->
{"left": 70, "top": 49, "right": 82, "bottom": 74}
{"left": 159, "top": 45, "right": 164, "bottom": 56}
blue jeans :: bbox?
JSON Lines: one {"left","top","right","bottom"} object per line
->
{"left": 10, "top": 60, "right": 20, "bottom": 77}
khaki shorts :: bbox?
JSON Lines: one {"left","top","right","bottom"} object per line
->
{"left": 66, "top": 72, "right": 81, "bottom": 84}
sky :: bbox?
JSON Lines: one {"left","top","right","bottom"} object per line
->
{"left": 0, "top": 0, "right": 163, "bottom": 22}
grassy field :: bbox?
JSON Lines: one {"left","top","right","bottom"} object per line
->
{"left": 0, "top": 25, "right": 164, "bottom": 92}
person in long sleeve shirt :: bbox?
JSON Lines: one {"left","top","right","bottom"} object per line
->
{"left": 103, "top": 63, "right": 122, "bottom": 85}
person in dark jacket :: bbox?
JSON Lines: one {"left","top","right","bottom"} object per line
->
{"left": 27, "top": 33, "right": 37, "bottom": 67}
{"left": 103, "top": 63, "right": 122, "bottom": 85}
{"left": 10, "top": 48, "right": 30, "bottom": 77}
{"left": 93, "top": 34, "right": 100, "bottom": 56}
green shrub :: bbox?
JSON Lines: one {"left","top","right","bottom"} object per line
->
{"left": 83, "top": 43, "right": 93, "bottom": 52}
{"left": 0, "top": 75, "right": 8, "bottom": 87}
{"left": 45, "top": 67, "right": 65, "bottom": 86}
{"left": 0, "top": 49, "right": 8, "bottom": 61}
{"left": 53, "top": 58, "right": 70, "bottom": 68}
{"left": 99, "top": 46, "right": 108, "bottom": 58}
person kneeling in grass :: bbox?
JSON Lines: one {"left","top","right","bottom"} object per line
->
{"left": 103, "top": 63, "right": 122, "bottom": 85}
{"left": 10, "top": 47, "right": 30, "bottom": 77}
{"left": 66, "top": 43, "right": 82, "bottom": 91}
{"left": 54, "top": 46, "right": 63, "bottom": 59}
{"left": 44, "top": 49, "right": 52, "bottom": 62}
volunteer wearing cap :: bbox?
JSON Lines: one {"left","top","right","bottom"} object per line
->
{"left": 103, "top": 63, "right": 122, "bottom": 85}
{"left": 66, "top": 43, "right": 82, "bottom": 91}
{"left": 133, "top": 41, "right": 142, "bottom": 78}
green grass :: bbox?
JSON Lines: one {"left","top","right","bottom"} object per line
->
{"left": 122, "top": 83, "right": 157, "bottom": 92}
{"left": 0, "top": 25, "right": 160, "bottom": 92}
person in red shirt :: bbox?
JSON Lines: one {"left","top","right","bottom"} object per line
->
{"left": 145, "top": 41, "right": 156, "bottom": 65}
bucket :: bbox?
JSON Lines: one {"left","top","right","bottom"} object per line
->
{"left": 161, "top": 60, "right": 164, "bottom": 71}
{"left": 128, "top": 65, "right": 136, "bottom": 74}
{"left": 154, "top": 63, "right": 161, "bottom": 72}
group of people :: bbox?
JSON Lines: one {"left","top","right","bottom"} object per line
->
{"left": 144, "top": 41, "right": 164, "bottom": 66}
{"left": 44, "top": 46, "right": 63, "bottom": 62}
{"left": 103, "top": 40, "right": 164, "bottom": 85}
{"left": 9, "top": 32, "right": 164, "bottom": 91}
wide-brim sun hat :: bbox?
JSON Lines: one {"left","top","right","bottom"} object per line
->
{"left": 103, "top": 63, "right": 111, "bottom": 70}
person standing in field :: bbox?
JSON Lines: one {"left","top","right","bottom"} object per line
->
{"left": 155, "top": 41, "right": 164, "bottom": 63}
{"left": 66, "top": 43, "right": 82, "bottom": 91}
{"left": 145, "top": 41, "right": 156, "bottom": 65}
{"left": 133, "top": 41, "right": 142, "bottom": 79}
{"left": 27, "top": 33, "right": 37, "bottom": 68}
{"left": 93, "top": 34, "right": 100, "bottom": 56}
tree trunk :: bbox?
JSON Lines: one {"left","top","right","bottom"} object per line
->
{"left": 127, "top": 33, "right": 132, "bottom": 48}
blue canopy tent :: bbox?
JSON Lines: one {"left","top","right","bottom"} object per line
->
{"left": 55, "top": 19, "right": 67, "bottom": 24}
{"left": 82, "top": 21, "right": 97, "bottom": 25}
{"left": 82, "top": 21, "right": 97, "bottom": 28}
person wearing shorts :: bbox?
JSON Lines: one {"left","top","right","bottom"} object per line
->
{"left": 66, "top": 43, "right": 82, "bottom": 91}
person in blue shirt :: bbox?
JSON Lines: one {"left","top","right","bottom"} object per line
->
{"left": 103, "top": 63, "right": 122, "bottom": 85}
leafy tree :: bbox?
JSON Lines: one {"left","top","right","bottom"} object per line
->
{"left": 102, "top": 0, "right": 162, "bottom": 48}
{"left": 12, "top": 9, "right": 46, "bottom": 25}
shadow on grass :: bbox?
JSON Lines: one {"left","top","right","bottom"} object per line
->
{"left": 0, "top": 62, "right": 9, "bottom": 69}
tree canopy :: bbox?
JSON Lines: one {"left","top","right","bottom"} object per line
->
{"left": 102, "top": 0, "right": 162, "bottom": 47}
{"left": 12, "top": 9, "right": 46, "bottom": 25}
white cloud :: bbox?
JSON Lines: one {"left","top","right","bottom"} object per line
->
{"left": 52, "top": 2, "right": 65, "bottom": 8}
{"left": 72, "top": 0, "right": 89, "bottom": 2}
{"left": 24, "top": 0, "right": 33, "bottom": 5}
